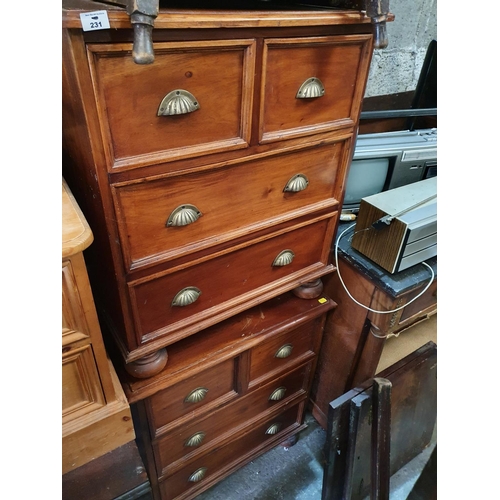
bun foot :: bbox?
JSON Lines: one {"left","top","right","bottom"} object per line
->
{"left": 125, "top": 348, "right": 168, "bottom": 379}
{"left": 280, "top": 433, "right": 298, "bottom": 448}
{"left": 292, "top": 278, "right": 324, "bottom": 299}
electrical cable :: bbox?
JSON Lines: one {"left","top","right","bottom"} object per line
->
{"left": 334, "top": 223, "right": 435, "bottom": 315}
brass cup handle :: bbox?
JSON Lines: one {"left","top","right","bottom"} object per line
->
{"left": 269, "top": 386, "right": 287, "bottom": 401}
{"left": 184, "top": 431, "right": 206, "bottom": 447}
{"left": 272, "top": 250, "right": 295, "bottom": 267}
{"left": 283, "top": 174, "right": 309, "bottom": 193}
{"left": 296, "top": 77, "right": 325, "bottom": 99}
{"left": 158, "top": 89, "right": 200, "bottom": 116}
{"left": 265, "top": 422, "right": 282, "bottom": 435}
{"left": 188, "top": 467, "right": 207, "bottom": 483}
{"left": 275, "top": 343, "right": 293, "bottom": 359}
{"left": 171, "top": 287, "right": 201, "bottom": 307}
{"left": 184, "top": 387, "right": 209, "bottom": 403}
{"left": 166, "top": 204, "right": 202, "bottom": 227}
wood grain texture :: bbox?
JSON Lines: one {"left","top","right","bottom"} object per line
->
{"left": 63, "top": 5, "right": 372, "bottom": 496}
{"left": 310, "top": 252, "right": 437, "bottom": 428}
{"left": 152, "top": 363, "right": 310, "bottom": 478}
{"left": 62, "top": 180, "right": 135, "bottom": 474}
{"left": 260, "top": 35, "right": 373, "bottom": 143}
{"left": 128, "top": 293, "right": 334, "bottom": 499}
{"left": 62, "top": 0, "right": 386, "bottom": 30}
{"left": 62, "top": 440, "right": 151, "bottom": 500}
{"left": 88, "top": 39, "right": 256, "bottom": 171}
{"left": 119, "top": 292, "right": 335, "bottom": 402}
{"left": 310, "top": 262, "right": 376, "bottom": 427}
{"left": 322, "top": 342, "right": 436, "bottom": 500}
{"left": 62, "top": 358, "right": 136, "bottom": 473}
{"left": 351, "top": 202, "right": 407, "bottom": 273}
{"left": 128, "top": 216, "right": 334, "bottom": 345}
{"left": 62, "top": 178, "right": 93, "bottom": 258}
{"left": 112, "top": 143, "right": 343, "bottom": 271}
{"left": 158, "top": 404, "right": 303, "bottom": 500}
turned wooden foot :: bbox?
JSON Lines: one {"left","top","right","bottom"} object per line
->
{"left": 125, "top": 348, "right": 168, "bottom": 379}
{"left": 292, "top": 278, "right": 324, "bottom": 299}
{"left": 280, "top": 433, "right": 298, "bottom": 448}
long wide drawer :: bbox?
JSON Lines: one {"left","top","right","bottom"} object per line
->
{"left": 152, "top": 362, "right": 311, "bottom": 475}
{"left": 87, "top": 39, "right": 256, "bottom": 172}
{"left": 158, "top": 404, "right": 302, "bottom": 500}
{"left": 113, "top": 142, "right": 344, "bottom": 271}
{"left": 128, "top": 216, "right": 335, "bottom": 345}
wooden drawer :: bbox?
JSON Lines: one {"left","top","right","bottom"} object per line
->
{"left": 259, "top": 34, "right": 372, "bottom": 144}
{"left": 399, "top": 279, "right": 437, "bottom": 324}
{"left": 62, "top": 259, "right": 106, "bottom": 423}
{"left": 62, "top": 343, "right": 105, "bottom": 422}
{"left": 158, "top": 404, "right": 302, "bottom": 500}
{"left": 148, "top": 358, "right": 237, "bottom": 434}
{"left": 62, "top": 260, "right": 91, "bottom": 339}
{"left": 88, "top": 39, "right": 256, "bottom": 172}
{"left": 129, "top": 217, "right": 334, "bottom": 345}
{"left": 152, "top": 362, "right": 311, "bottom": 475}
{"left": 113, "top": 142, "right": 344, "bottom": 271}
{"left": 249, "top": 321, "right": 317, "bottom": 385}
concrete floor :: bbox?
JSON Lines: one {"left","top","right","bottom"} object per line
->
{"left": 196, "top": 411, "right": 437, "bottom": 500}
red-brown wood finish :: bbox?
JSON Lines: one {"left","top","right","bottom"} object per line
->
{"left": 63, "top": 2, "right": 376, "bottom": 498}
{"left": 310, "top": 256, "right": 437, "bottom": 430}
{"left": 123, "top": 293, "right": 334, "bottom": 500}
{"left": 62, "top": 3, "right": 373, "bottom": 372}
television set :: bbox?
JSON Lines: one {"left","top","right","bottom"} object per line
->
{"left": 342, "top": 40, "right": 437, "bottom": 214}
{"left": 342, "top": 128, "right": 437, "bottom": 213}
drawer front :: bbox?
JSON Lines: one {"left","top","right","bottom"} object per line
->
{"left": 152, "top": 362, "right": 310, "bottom": 473}
{"left": 114, "top": 142, "right": 344, "bottom": 271}
{"left": 249, "top": 321, "right": 318, "bottom": 384}
{"left": 62, "top": 344, "right": 105, "bottom": 422}
{"left": 260, "top": 35, "right": 372, "bottom": 144}
{"left": 88, "top": 39, "right": 256, "bottom": 172}
{"left": 158, "top": 404, "right": 302, "bottom": 500}
{"left": 399, "top": 279, "right": 437, "bottom": 324}
{"left": 148, "top": 358, "right": 236, "bottom": 434}
{"left": 62, "top": 260, "right": 91, "bottom": 340}
{"left": 130, "top": 217, "right": 334, "bottom": 344}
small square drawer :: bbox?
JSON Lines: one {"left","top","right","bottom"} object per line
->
{"left": 113, "top": 142, "right": 344, "bottom": 271}
{"left": 249, "top": 321, "right": 318, "bottom": 385}
{"left": 152, "top": 362, "right": 311, "bottom": 473}
{"left": 129, "top": 217, "right": 334, "bottom": 345}
{"left": 399, "top": 279, "right": 437, "bottom": 323}
{"left": 87, "top": 39, "right": 256, "bottom": 172}
{"left": 158, "top": 404, "right": 302, "bottom": 500}
{"left": 148, "top": 358, "right": 237, "bottom": 435}
{"left": 259, "top": 34, "right": 372, "bottom": 144}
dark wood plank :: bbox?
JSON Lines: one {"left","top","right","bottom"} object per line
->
{"left": 322, "top": 342, "right": 437, "bottom": 500}
{"left": 370, "top": 377, "right": 392, "bottom": 500}
{"left": 322, "top": 384, "right": 370, "bottom": 500}
{"left": 62, "top": 441, "right": 152, "bottom": 500}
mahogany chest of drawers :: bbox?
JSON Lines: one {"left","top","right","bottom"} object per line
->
{"left": 122, "top": 293, "right": 335, "bottom": 499}
{"left": 62, "top": 1, "right": 376, "bottom": 497}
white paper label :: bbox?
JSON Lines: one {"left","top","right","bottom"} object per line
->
{"left": 80, "top": 10, "right": 110, "bottom": 31}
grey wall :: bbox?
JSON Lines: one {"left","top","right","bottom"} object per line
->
{"left": 364, "top": 0, "right": 437, "bottom": 97}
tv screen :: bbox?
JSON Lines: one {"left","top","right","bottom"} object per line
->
{"left": 342, "top": 158, "right": 389, "bottom": 208}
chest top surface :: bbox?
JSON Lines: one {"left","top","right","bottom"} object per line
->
{"left": 62, "top": 178, "right": 93, "bottom": 259}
